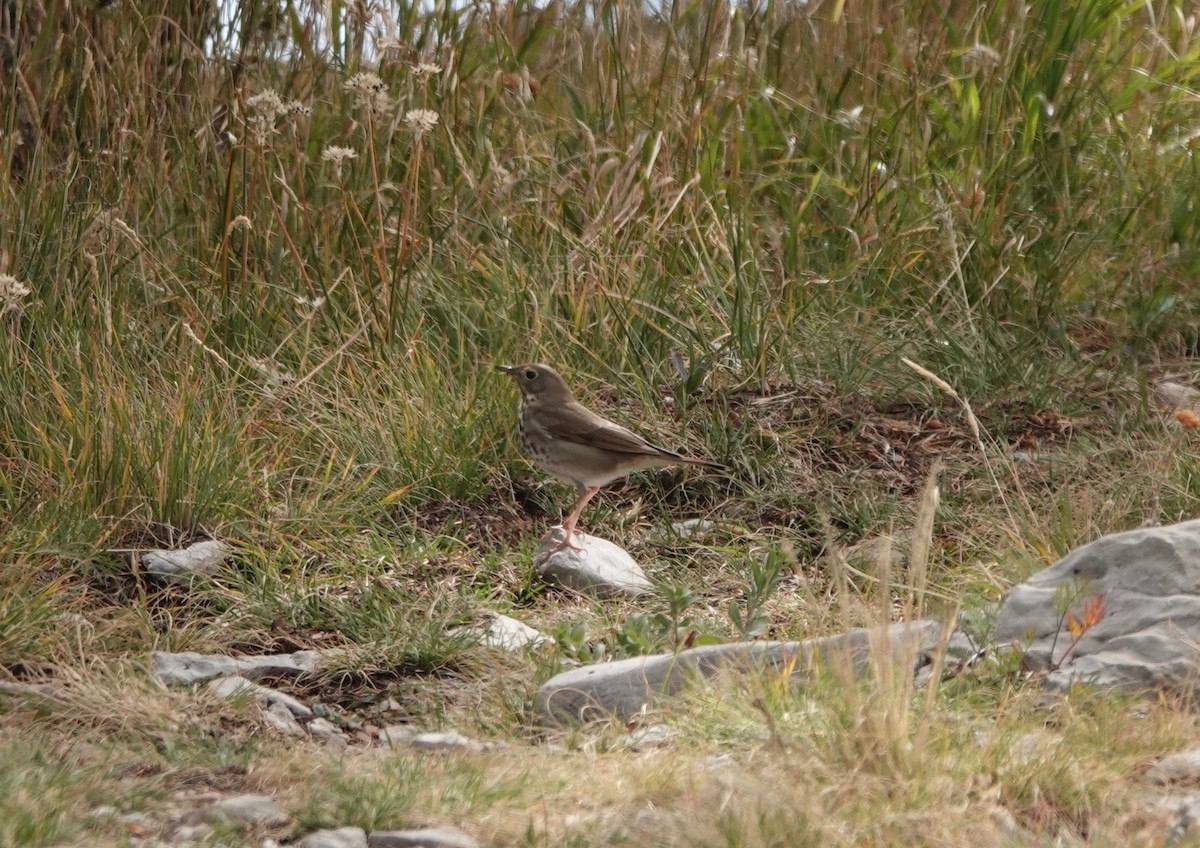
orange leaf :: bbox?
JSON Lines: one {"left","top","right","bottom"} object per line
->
{"left": 1081, "top": 594, "right": 1105, "bottom": 628}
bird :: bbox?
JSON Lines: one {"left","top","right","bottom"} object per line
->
{"left": 495, "top": 362, "right": 721, "bottom": 556}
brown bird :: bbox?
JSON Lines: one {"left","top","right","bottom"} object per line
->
{"left": 496, "top": 363, "right": 721, "bottom": 555}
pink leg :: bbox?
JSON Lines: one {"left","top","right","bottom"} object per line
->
{"left": 543, "top": 486, "right": 599, "bottom": 556}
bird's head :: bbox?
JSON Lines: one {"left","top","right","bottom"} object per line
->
{"left": 495, "top": 363, "right": 574, "bottom": 403}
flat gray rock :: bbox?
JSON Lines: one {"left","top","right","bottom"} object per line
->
{"left": 537, "top": 619, "right": 944, "bottom": 723}
{"left": 368, "top": 826, "right": 480, "bottom": 848}
{"left": 201, "top": 793, "right": 290, "bottom": 827}
{"left": 298, "top": 827, "right": 368, "bottom": 848}
{"left": 0, "top": 679, "right": 69, "bottom": 703}
{"left": 141, "top": 539, "right": 227, "bottom": 584}
{"left": 152, "top": 650, "right": 322, "bottom": 685}
{"left": 535, "top": 529, "right": 652, "bottom": 598}
{"left": 994, "top": 520, "right": 1200, "bottom": 695}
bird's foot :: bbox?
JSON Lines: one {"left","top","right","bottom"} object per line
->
{"left": 535, "top": 525, "right": 586, "bottom": 563}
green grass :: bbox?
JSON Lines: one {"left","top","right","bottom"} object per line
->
{"left": 2, "top": 0, "right": 1200, "bottom": 843}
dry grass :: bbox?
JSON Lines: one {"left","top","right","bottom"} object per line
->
{"left": 3, "top": 0, "right": 1200, "bottom": 843}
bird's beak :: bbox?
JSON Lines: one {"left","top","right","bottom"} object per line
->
{"left": 495, "top": 364, "right": 514, "bottom": 374}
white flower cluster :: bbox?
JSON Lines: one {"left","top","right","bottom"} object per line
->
{"left": 0, "top": 274, "right": 32, "bottom": 315}
{"left": 245, "top": 89, "right": 308, "bottom": 144}
{"left": 345, "top": 72, "right": 390, "bottom": 115}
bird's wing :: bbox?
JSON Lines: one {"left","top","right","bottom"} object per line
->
{"left": 533, "top": 401, "right": 685, "bottom": 460}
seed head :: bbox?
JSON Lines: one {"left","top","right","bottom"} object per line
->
{"left": 345, "top": 71, "right": 390, "bottom": 115}
{"left": 405, "top": 109, "right": 439, "bottom": 136}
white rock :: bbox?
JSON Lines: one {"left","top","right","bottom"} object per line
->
{"left": 379, "top": 725, "right": 415, "bottom": 746}
{"left": 1149, "top": 749, "right": 1200, "bottom": 785}
{"left": 202, "top": 794, "right": 290, "bottom": 827}
{"left": 169, "top": 823, "right": 213, "bottom": 845}
{"left": 297, "top": 827, "right": 368, "bottom": 848}
{"left": 1154, "top": 380, "right": 1200, "bottom": 410}
{"left": 206, "top": 674, "right": 258, "bottom": 699}
{"left": 141, "top": 540, "right": 228, "bottom": 584}
{"left": 476, "top": 613, "right": 550, "bottom": 650}
{"left": 263, "top": 688, "right": 312, "bottom": 717}
{"left": 205, "top": 674, "right": 312, "bottom": 735}
{"left": 306, "top": 717, "right": 341, "bottom": 738}
{"left": 409, "top": 731, "right": 482, "bottom": 752}
{"left": 624, "top": 724, "right": 672, "bottom": 750}
{"left": 668, "top": 518, "right": 718, "bottom": 538}
{"left": 994, "top": 519, "right": 1200, "bottom": 695}
{"left": 535, "top": 529, "right": 652, "bottom": 598}
{"left": 262, "top": 700, "right": 306, "bottom": 737}
{"left": 323, "top": 733, "right": 349, "bottom": 750}
{"left": 367, "top": 826, "right": 480, "bottom": 848}
{"left": 153, "top": 650, "right": 322, "bottom": 685}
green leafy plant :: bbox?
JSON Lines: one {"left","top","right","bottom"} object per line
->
{"left": 728, "top": 547, "right": 792, "bottom": 640}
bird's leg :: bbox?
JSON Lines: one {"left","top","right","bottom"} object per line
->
{"left": 542, "top": 485, "right": 599, "bottom": 556}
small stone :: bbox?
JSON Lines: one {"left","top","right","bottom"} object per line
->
{"left": 141, "top": 540, "right": 228, "bottom": 585}
{"left": 206, "top": 675, "right": 259, "bottom": 700}
{"left": 203, "top": 794, "right": 290, "bottom": 827}
{"left": 475, "top": 613, "right": 550, "bottom": 650}
{"left": 322, "top": 732, "right": 349, "bottom": 750}
{"left": 842, "top": 529, "right": 912, "bottom": 570}
{"left": 409, "top": 731, "right": 482, "bottom": 752}
{"left": 297, "top": 826, "right": 368, "bottom": 848}
{"left": 307, "top": 717, "right": 340, "bottom": 738}
{"left": 1163, "top": 791, "right": 1200, "bottom": 839}
{"left": 624, "top": 724, "right": 672, "bottom": 751}
{"left": 207, "top": 675, "right": 312, "bottom": 726}
{"left": 705, "top": 754, "right": 734, "bottom": 770}
{"left": 367, "top": 826, "right": 481, "bottom": 848}
{"left": 379, "top": 725, "right": 415, "bottom": 746}
{"left": 1008, "top": 729, "right": 1061, "bottom": 766}
{"left": 169, "top": 823, "right": 213, "bottom": 845}
{"left": 1154, "top": 380, "right": 1200, "bottom": 410}
{"left": 1148, "top": 749, "right": 1200, "bottom": 785}
{"left": 535, "top": 529, "right": 652, "bottom": 598}
{"left": 116, "top": 811, "right": 157, "bottom": 836}
{"left": 263, "top": 689, "right": 313, "bottom": 718}
{"left": 262, "top": 700, "right": 306, "bottom": 737}
{"left": 668, "top": 518, "right": 717, "bottom": 538}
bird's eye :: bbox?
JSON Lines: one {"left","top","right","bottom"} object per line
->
{"left": 524, "top": 369, "right": 537, "bottom": 380}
